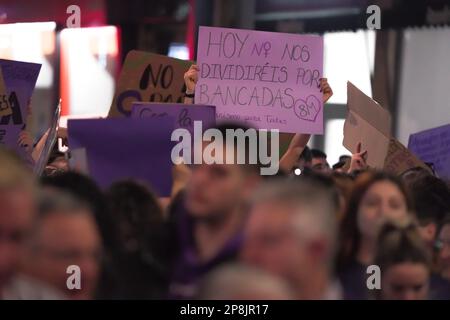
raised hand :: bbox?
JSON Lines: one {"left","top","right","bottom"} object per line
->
{"left": 348, "top": 142, "right": 368, "bottom": 173}
{"left": 319, "top": 78, "right": 333, "bottom": 103}
{"left": 184, "top": 64, "right": 199, "bottom": 94}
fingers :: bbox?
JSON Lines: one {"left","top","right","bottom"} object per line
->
{"left": 361, "top": 150, "right": 368, "bottom": 160}
{"left": 184, "top": 65, "right": 199, "bottom": 87}
{"left": 356, "top": 142, "right": 361, "bottom": 153}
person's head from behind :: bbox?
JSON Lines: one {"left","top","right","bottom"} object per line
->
{"left": 296, "top": 146, "right": 312, "bottom": 171}
{"left": 185, "top": 122, "right": 262, "bottom": 220}
{"left": 23, "top": 190, "right": 102, "bottom": 299}
{"left": 408, "top": 175, "right": 450, "bottom": 251}
{"left": 330, "top": 172, "right": 354, "bottom": 221}
{"left": 106, "top": 180, "right": 163, "bottom": 254}
{"left": 310, "top": 149, "right": 330, "bottom": 173}
{"left": 0, "top": 148, "right": 35, "bottom": 291}
{"left": 43, "top": 145, "right": 68, "bottom": 176}
{"left": 400, "top": 166, "right": 432, "bottom": 186}
{"left": 241, "top": 178, "right": 338, "bottom": 299}
{"left": 40, "top": 171, "right": 115, "bottom": 250}
{"left": 339, "top": 171, "right": 413, "bottom": 266}
{"left": 197, "top": 263, "right": 294, "bottom": 300}
{"left": 375, "top": 220, "right": 430, "bottom": 300}
{"left": 436, "top": 215, "right": 450, "bottom": 281}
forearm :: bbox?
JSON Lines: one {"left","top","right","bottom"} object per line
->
{"left": 279, "top": 133, "right": 310, "bottom": 173}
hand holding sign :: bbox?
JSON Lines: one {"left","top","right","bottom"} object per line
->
{"left": 319, "top": 78, "right": 333, "bottom": 103}
{"left": 184, "top": 64, "right": 199, "bottom": 94}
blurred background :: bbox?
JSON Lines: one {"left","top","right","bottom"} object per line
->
{"left": 0, "top": 0, "right": 449, "bottom": 165}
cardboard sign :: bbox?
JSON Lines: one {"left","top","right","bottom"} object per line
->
{"left": 108, "top": 50, "right": 193, "bottom": 117}
{"left": 384, "top": 138, "right": 432, "bottom": 176}
{"left": 408, "top": 124, "right": 450, "bottom": 179}
{"left": 344, "top": 82, "right": 391, "bottom": 169}
{"left": 344, "top": 82, "right": 430, "bottom": 175}
{"left": 0, "top": 59, "right": 41, "bottom": 159}
{"left": 68, "top": 117, "right": 174, "bottom": 196}
{"left": 131, "top": 103, "right": 216, "bottom": 134}
{"left": 195, "top": 26, "right": 324, "bottom": 133}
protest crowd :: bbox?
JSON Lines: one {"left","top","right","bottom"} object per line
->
{"left": 1, "top": 21, "right": 450, "bottom": 301}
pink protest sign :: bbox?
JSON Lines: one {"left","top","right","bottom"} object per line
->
{"left": 195, "top": 26, "right": 324, "bottom": 134}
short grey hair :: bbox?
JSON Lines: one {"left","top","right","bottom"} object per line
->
{"left": 250, "top": 178, "right": 338, "bottom": 260}
{"left": 27, "top": 189, "right": 94, "bottom": 250}
{"left": 197, "top": 263, "right": 295, "bottom": 300}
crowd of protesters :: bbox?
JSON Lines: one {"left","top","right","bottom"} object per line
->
{"left": 0, "top": 65, "right": 449, "bottom": 300}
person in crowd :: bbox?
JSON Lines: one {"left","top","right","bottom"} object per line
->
{"left": 408, "top": 175, "right": 450, "bottom": 253}
{"left": 99, "top": 180, "right": 171, "bottom": 299}
{"left": 0, "top": 148, "right": 63, "bottom": 299}
{"left": 310, "top": 149, "right": 330, "bottom": 173}
{"left": 197, "top": 263, "right": 294, "bottom": 300}
{"left": 374, "top": 220, "right": 431, "bottom": 300}
{"left": 42, "top": 145, "right": 69, "bottom": 177}
{"left": 437, "top": 215, "right": 450, "bottom": 282}
{"left": 40, "top": 171, "right": 116, "bottom": 251}
{"left": 339, "top": 155, "right": 351, "bottom": 163}
{"left": 400, "top": 166, "right": 433, "bottom": 186}
{"left": 404, "top": 175, "right": 450, "bottom": 299}
{"left": 241, "top": 177, "right": 341, "bottom": 299}
{"left": 291, "top": 146, "right": 313, "bottom": 175}
{"left": 21, "top": 190, "right": 102, "bottom": 299}
{"left": 167, "top": 122, "right": 263, "bottom": 299}
{"left": 338, "top": 171, "right": 413, "bottom": 299}
{"left": 330, "top": 172, "right": 354, "bottom": 221}
{"left": 332, "top": 160, "right": 347, "bottom": 172}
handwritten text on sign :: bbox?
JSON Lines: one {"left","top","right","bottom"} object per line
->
{"left": 195, "top": 26, "right": 324, "bottom": 134}
{"left": 108, "top": 51, "right": 192, "bottom": 117}
{"left": 408, "top": 124, "right": 450, "bottom": 180}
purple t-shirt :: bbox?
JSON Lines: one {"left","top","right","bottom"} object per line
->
{"left": 168, "top": 194, "right": 243, "bottom": 299}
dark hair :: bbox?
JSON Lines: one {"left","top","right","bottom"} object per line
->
{"left": 332, "top": 161, "right": 346, "bottom": 170}
{"left": 376, "top": 220, "right": 431, "bottom": 270}
{"left": 106, "top": 179, "right": 164, "bottom": 253}
{"left": 40, "top": 171, "right": 116, "bottom": 250}
{"left": 339, "top": 155, "right": 351, "bottom": 163}
{"left": 311, "top": 148, "right": 327, "bottom": 159}
{"left": 299, "top": 146, "right": 312, "bottom": 163}
{"left": 47, "top": 143, "right": 65, "bottom": 165}
{"left": 409, "top": 175, "right": 450, "bottom": 226}
{"left": 374, "top": 220, "right": 430, "bottom": 299}
{"left": 296, "top": 171, "right": 340, "bottom": 213}
{"left": 208, "top": 121, "right": 267, "bottom": 175}
{"left": 338, "top": 171, "right": 414, "bottom": 269}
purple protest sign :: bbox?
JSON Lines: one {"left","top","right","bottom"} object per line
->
{"left": 195, "top": 26, "right": 324, "bottom": 134}
{"left": 68, "top": 117, "right": 175, "bottom": 196}
{"left": 408, "top": 124, "right": 450, "bottom": 180}
{"left": 131, "top": 103, "right": 216, "bottom": 134}
{"left": 0, "top": 59, "right": 41, "bottom": 159}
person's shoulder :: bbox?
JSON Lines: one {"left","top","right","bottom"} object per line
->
{"left": 429, "top": 273, "right": 450, "bottom": 300}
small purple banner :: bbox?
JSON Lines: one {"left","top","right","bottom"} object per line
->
{"left": 68, "top": 117, "right": 175, "bottom": 196}
{"left": 0, "top": 59, "right": 41, "bottom": 160}
{"left": 408, "top": 124, "right": 450, "bottom": 180}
